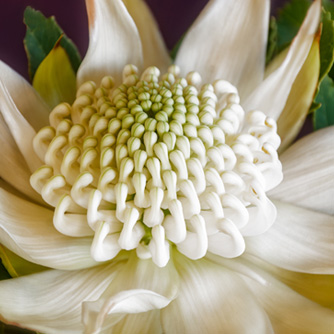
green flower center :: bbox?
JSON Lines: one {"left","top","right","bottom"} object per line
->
{"left": 30, "top": 65, "right": 282, "bottom": 267}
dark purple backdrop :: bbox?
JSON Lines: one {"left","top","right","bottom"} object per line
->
{"left": 0, "top": 0, "right": 285, "bottom": 79}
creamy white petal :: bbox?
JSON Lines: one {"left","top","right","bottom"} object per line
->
{"left": 175, "top": 0, "right": 269, "bottom": 99}
{"left": 0, "top": 263, "right": 121, "bottom": 334}
{"left": 269, "top": 127, "right": 334, "bottom": 215}
{"left": 161, "top": 254, "right": 274, "bottom": 334}
{"left": 84, "top": 289, "right": 169, "bottom": 334}
{"left": 0, "top": 187, "right": 98, "bottom": 270}
{"left": 242, "top": 261, "right": 334, "bottom": 334}
{"left": 0, "top": 80, "right": 43, "bottom": 172}
{"left": 109, "top": 310, "right": 162, "bottom": 334}
{"left": 244, "top": 0, "right": 321, "bottom": 119}
{"left": 246, "top": 200, "right": 334, "bottom": 274}
{"left": 123, "top": 0, "right": 170, "bottom": 72}
{"left": 0, "top": 60, "right": 50, "bottom": 131}
{"left": 77, "top": 0, "right": 143, "bottom": 86}
{"left": 247, "top": 256, "right": 334, "bottom": 310}
{"left": 83, "top": 253, "right": 178, "bottom": 333}
{"left": 0, "top": 115, "right": 43, "bottom": 203}
{"left": 276, "top": 39, "right": 320, "bottom": 152}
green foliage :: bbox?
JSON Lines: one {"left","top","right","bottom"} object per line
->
{"left": 276, "top": 0, "right": 311, "bottom": 51}
{"left": 24, "top": 7, "right": 81, "bottom": 80}
{"left": 313, "top": 75, "right": 334, "bottom": 129}
{"left": 32, "top": 40, "right": 77, "bottom": 108}
{"left": 319, "top": 9, "right": 334, "bottom": 83}
{"left": 313, "top": 7, "right": 334, "bottom": 129}
{"left": 266, "top": 17, "right": 278, "bottom": 65}
{"left": 272, "top": 0, "right": 334, "bottom": 130}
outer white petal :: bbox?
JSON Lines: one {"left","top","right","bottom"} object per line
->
{"left": 0, "top": 60, "right": 50, "bottom": 131}
{"left": 246, "top": 200, "right": 334, "bottom": 274}
{"left": 161, "top": 254, "right": 274, "bottom": 334}
{"left": 0, "top": 115, "right": 43, "bottom": 203}
{"left": 269, "top": 127, "right": 334, "bottom": 215}
{"left": 108, "top": 310, "right": 162, "bottom": 334}
{"left": 175, "top": 0, "right": 269, "bottom": 99}
{"left": 77, "top": 0, "right": 143, "bottom": 86}
{"left": 0, "top": 80, "right": 43, "bottom": 172}
{"left": 0, "top": 263, "right": 121, "bottom": 334}
{"left": 83, "top": 253, "right": 178, "bottom": 333}
{"left": 244, "top": 0, "right": 321, "bottom": 119}
{"left": 242, "top": 261, "right": 334, "bottom": 334}
{"left": 123, "top": 0, "right": 170, "bottom": 72}
{"left": 0, "top": 187, "right": 98, "bottom": 270}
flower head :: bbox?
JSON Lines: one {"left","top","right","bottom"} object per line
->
{"left": 0, "top": 0, "right": 333, "bottom": 333}
{"left": 30, "top": 63, "right": 282, "bottom": 268}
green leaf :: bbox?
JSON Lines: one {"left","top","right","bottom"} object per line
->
{"left": 323, "top": 0, "right": 334, "bottom": 17}
{"left": 309, "top": 101, "right": 322, "bottom": 113}
{"left": 0, "top": 245, "right": 48, "bottom": 278}
{"left": 310, "top": 6, "right": 334, "bottom": 119}
{"left": 24, "top": 6, "right": 81, "bottom": 80}
{"left": 266, "top": 17, "right": 278, "bottom": 65}
{"left": 32, "top": 39, "right": 77, "bottom": 108}
{"left": 276, "top": 0, "right": 311, "bottom": 51}
{"left": 313, "top": 75, "right": 334, "bottom": 129}
{"left": 319, "top": 9, "right": 334, "bottom": 83}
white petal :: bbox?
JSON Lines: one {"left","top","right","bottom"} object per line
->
{"left": 162, "top": 255, "right": 274, "bottom": 334}
{"left": 269, "top": 127, "right": 334, "bottom": 215}
{"left": 82, "top": 253, "right": 178, "bottom": 333}
{"left": 175, "top": 0, "right": 269, "bottom": 99}
{"left": 77, "top": 0, "right": 143, "bottom": 86}
{"left": 276, "top": 39, "right": 320, "bottom": 152}
{"left": 0, "top": 60, "right": 50, "bottom": 131}
{"left": 242, "top": 260, "right": 334, "bottom": 334}
{"left": 0, "top": 187, "right": 98, "bottom": 270}
{"left": 0, "top": 263, "right": 121, "bottom": 334}
{"left": 0, "top": 115, "right": 43, "bottom": 203}
{"left": 246, "top": 200, "right": 334, "bottom": 274}
{"left": 0, "top": 80, "right": 43, "bottom": 172}
{"left": 108, "top": 310, "right": 161, "bottom": 334}
{"left": 244, "top": 0, "right": 321, "bottom": 119}
{"left": 208, "top": 218, "right": 245, "bottom": 258}
{"left": 123, "top": 0, "right": 170, "bottom": 72}
{"left": 84, "top": 289, "right": 170, "bottom": 334}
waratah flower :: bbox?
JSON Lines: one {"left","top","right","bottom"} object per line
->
{"left": 0, "top": 0, "right": 333, "bottom": 333}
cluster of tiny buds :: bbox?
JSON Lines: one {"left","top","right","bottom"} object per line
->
{"left": 30, "top": 64, "right": 282, "bottom": 267}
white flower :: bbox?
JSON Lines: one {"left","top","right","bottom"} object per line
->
{"left": 0, "top": 0, "right": 333, "bottom": 333}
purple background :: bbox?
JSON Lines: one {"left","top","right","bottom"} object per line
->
{"left": 0, "top": 0, "right": 286, "bottom": 79}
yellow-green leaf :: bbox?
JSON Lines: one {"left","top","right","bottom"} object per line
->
{"left": 0, "top": 245, "right": 47, "bottom": 278}
{"left": 24, "top": 6, "right": 81, "bottom": 81}
{"left": 33, "top": 39, "right": 76, "bottom": 109}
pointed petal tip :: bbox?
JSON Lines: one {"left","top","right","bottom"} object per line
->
{"left": 244, "top": 0, "right": 321, "bottom": 119}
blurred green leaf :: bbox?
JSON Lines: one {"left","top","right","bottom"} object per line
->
{"left": 24, "top": 6, "right": 81, "bottom": 80}
{"left": 32, "top": 38, "right": 77, "bottom": 108}
{"left": 276, "top": 0, "right": 311, "bottom": 51}
{"left": 266, "top": 17, "right": 278, "bottom": 65}
{"left": 323, "top": 0, "right": 334, "bottom": 17}
{"left": 313, "top": 75, "right": 334, "bottom": 129}
{"left": 319, "top": 9, "right": 334, "bottom": 83}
